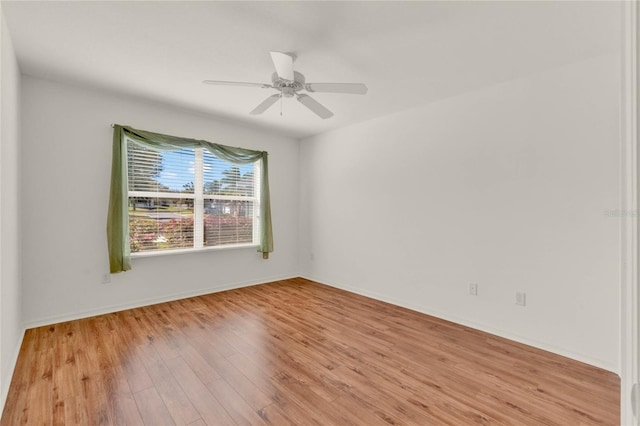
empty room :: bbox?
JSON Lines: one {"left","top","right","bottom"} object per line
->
{"left": 1, "top": 1, "right": 638, "bottom": 425}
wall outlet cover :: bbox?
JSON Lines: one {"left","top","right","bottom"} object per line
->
{"left": 469, "top": 283, "right": 478, "bottom": 296}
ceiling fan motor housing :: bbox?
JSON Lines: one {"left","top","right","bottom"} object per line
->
{"left": 271, "top": 71, "right": 305, "bottom": 97}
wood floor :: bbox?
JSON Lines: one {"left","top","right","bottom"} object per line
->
{"left": 1, "top": 278, "right": 619, "bottom": 425}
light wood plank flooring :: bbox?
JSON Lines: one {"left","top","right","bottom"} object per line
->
{"left": 1, "top": 278, "right": 619, "bottom": 425}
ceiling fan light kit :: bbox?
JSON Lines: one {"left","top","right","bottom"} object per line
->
{"left": 203, "top": 51, "right": 367, "bottom": 119}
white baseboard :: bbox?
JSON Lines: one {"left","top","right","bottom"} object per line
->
{"left": 1, "top": 326, "right": 26, "bottom": 415}
{"left": 300, "top": 274, "right": 617, "bottom": 374}
{"left": 23, "top": 274, "right": 298, "bottom": 329}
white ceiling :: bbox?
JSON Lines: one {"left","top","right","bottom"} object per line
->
{"left": 2, "top": 0, "right": 621, "bottom": 139}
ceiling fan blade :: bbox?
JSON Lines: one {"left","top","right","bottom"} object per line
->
{"left": 270, "top": 51, "right": 295, "bottom": 81}
{"left": 250, "top": 94, "right": 281, "bottom": 115}
{"left": 297, "top": 94, "right": 334, "bottom": 119}
{"left": 203, "top": 80, "right": 271, "bottom": 88}
{"left": 305, "top": 83, "right": 368, "bottom": 95}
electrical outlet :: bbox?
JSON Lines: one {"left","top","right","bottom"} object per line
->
{"left": 516, "top": 291, "right": 526, "bottom": 306}
{"left": 469, "top": 283, "right": 478, "bottom": 296}
{"left": 101, "top": 273, "right": 111, "bottom": 284}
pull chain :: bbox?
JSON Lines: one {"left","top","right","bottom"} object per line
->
{"left": 280, "top": 94, "right": 283, "bottom": 116}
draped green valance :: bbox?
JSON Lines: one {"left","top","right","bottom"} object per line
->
{"left": 107, "top": 124, "right": 273, "bottom": 273}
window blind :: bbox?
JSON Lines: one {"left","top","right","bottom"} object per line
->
{"left": 126, "top": 139, "right": 258, "bottom": 254}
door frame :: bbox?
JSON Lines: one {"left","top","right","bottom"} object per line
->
{"left": 621, "top": 2, "right": 639, "bottom": 424}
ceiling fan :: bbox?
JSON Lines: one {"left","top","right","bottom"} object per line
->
{"left": 203, "top": 51, "right": 368, "bottom": 119}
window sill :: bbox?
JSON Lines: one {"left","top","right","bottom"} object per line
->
{"left": 131, "top": 243, "right": 259, "bottom": 259}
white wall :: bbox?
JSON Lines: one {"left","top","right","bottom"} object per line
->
{"left": 0, "top": 9, "right": 23, "bottom": 413}
{"left": 20, "top": 76, "right": 299, "bottom": 326}
{"left": 299, "top": 54, "right": 621, "bottom": 372}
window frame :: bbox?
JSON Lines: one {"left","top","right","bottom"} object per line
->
{"left": 126, "top": 140, "right": 261, "bottom": 257}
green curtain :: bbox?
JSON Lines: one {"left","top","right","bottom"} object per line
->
{"left": 107, "top": 124, "right": 273, "bottom": 273}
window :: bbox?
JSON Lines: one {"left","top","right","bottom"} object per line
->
{"left": 107, "top": 125, "right": 272, "bottom": 273}
{"left": 126, "top": 139, "right": 260, "bottom": 254}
